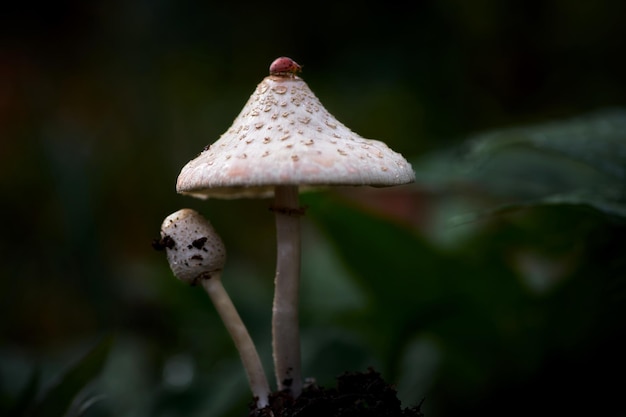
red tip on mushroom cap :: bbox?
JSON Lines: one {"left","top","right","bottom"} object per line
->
{"left": 269, "top": 57, "right": 302, "bottom": 77}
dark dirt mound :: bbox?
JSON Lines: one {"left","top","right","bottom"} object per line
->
{"left": 250, "top": 368, "right": 424, "bottom": 417}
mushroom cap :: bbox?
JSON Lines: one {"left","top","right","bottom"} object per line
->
{"left": 177, "top": 74, "right": 415, "bottom": 199}
{"left": 160, "top": 208, "right": 226, "bottom": 285}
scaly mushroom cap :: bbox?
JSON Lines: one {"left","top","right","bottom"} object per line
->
{"left": 177, "top": 67, "right": 415, "bottom": 199}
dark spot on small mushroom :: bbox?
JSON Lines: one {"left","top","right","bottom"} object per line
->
{"left": 192, "top": 237, "right": 208, "bottom": 249}
{"left": 191, "top": 254, "right": 203, "bottom": 260}
{"left": 152, "top": 235, "right": 175, "bottom": 251}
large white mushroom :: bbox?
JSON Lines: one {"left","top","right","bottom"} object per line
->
{"left": 176, "top": 57, "right": 415, "bottom": 398}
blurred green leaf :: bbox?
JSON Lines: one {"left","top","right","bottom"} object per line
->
{"left": 303, "top": 193, "right": 467, "bottom": 363}
{"left": 412, "top": 108, "right": 626, "bottom": 218}
{"left": 7, "top": 367, "right": 40, "bottom": 417}
{"left": 29, "top": 336, "right": 114, "bottom": 417}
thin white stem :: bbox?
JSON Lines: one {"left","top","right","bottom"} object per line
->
{"left": 272, "top": 185, "right": 302, "bottom": 397}
{"left": 201, "top": 273, "right": 270, "bottom": 408}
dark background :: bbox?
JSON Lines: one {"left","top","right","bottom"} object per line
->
{"left": 2, "top": 1, "right": 626, "bottom": 416}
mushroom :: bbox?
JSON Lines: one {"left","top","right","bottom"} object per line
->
{"left": 176, "top": 57, "right": 415, "bottom": 397}
{"left": 159, "top": 208, "right": 270, "bottom": 409}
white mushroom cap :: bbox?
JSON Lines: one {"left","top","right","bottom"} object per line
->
{"left": 160, "top": 208, "right": 226, "bottom": 285}
{"left": 177, "top": 69, "right": 415, "bottom": 199}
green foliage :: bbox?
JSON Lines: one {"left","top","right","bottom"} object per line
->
{"left": 4, "top": 336, "right": 113, "bottom": 417}
{"left": 6, "top": 367, "right": 40, "bottom": 417}
{"left": 412, "top": 109, "right": 626, "bottom": 219}
{"left": 302, "top": 193, "right": 459, "bottom": 361}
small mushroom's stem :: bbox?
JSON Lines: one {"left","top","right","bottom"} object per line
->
{"left": 201, "top": 273, "right": 270, "bottom": 408}
{"left": 272, "top": 184, "right": 303, "bottom": 398}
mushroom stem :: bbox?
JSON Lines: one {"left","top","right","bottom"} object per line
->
{"left": 201, "top": 274, "right": 270, "bottom": 408}
{"left": 272, "top": 184, "right": 303, "bottom": 397}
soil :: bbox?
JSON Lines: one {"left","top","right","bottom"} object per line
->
{"left": 249, "top": 368, "right": 424, "bottom": 417}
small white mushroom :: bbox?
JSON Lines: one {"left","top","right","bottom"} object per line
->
{"left": 160, "top": 208, "right": 270, "bottom": 409}
{"left": 160, "top": 209, "right": 226, "bottom": 285}
{"left": 176, "top": 57, "right": 415, "bottom": 398}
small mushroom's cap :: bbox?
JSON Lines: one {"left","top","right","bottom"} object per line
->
{"left": 160, "top": 208, "right": 226, "bottom": 285}
{"left": 177, "top": 60, "right": 415, "bottom": 199}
